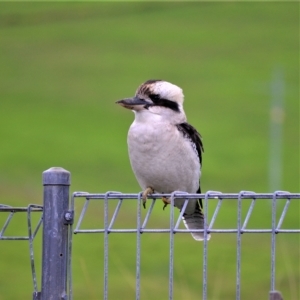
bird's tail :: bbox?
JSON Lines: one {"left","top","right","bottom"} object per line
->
{"left": 182, "top": 199, "right": 211, "bottom": 241}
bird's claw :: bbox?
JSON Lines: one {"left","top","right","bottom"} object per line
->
{"left": 142, "top": 187, "right": 154, "bottom": 209}
{"left": 162, "top": 196, "right": 171, "bottom": 210}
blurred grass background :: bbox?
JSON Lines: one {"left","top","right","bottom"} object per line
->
{"left": 0, "top": 2, "right": 299, "bottom": 300}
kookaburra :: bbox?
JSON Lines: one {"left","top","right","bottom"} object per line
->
{"left": 116, "top": 79, "right": 210, "bottom": 241}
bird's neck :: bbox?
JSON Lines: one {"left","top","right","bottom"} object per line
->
{"left": 133, "top": 108, "right": 186, "bottom": 124}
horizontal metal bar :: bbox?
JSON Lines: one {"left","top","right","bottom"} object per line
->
{"left": 0, "top": 236, "right": 31, "bottom": 240}
{"left": 73, "top": 228, "right": 300, "bottom": 234}
{"left": 74, "top": 229, "right": 137, "bottom": 234}
{"left": 275, "top": 229, "right": 300, "bottom": 233}
{"left": 72, "top": 192, "right": 300, "bottom": 199}
{"left": 0, "top": 207, "right": 43, "bottom": 212}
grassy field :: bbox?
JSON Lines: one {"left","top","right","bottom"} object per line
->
{"left": 0, "top": 2, "right": 299, "bottom": 300}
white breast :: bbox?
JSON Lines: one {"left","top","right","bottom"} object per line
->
{"left": 127, "top": 115, "right": 201, "bottom": 195}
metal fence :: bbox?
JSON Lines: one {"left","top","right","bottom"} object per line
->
{"left": 1, "top": 167, "right": 299, "bottom": 300}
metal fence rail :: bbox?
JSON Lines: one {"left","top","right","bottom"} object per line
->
{"left": 0, "top": 167, "right": 299, "bottom": 300}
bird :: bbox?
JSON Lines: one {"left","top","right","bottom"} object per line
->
{"left": 116, "top": 79, "right": 210, "bottom": 241}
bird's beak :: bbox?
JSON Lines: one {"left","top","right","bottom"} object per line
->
{"left": 116, "top": 96, "right": 149, "bottom": 110}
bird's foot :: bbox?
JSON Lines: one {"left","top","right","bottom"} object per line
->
{"left": 142, "top": 187, "right": 154, "bottom": 209}
{"left": 162, "top": 197, "right": 171, "bottom": 210}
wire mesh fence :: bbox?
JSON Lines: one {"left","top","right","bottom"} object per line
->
{"left": 0, "top": 203, "right": 43, "bottom": 295}
{"left": 70, "top": 190, "right": 299, "bottom": 300}
{"left": 0, "top": 167, "right": 299, "bottom": 300}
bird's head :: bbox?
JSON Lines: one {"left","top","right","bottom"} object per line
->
{"left": 116, "top": 80, "right": 185, "bottom": 116}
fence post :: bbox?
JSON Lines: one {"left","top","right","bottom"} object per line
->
{"left": 41, "top": 167, "right": 71, "bottom": 300}
{"left": 269, "top": 291, "right": 283, "bottom": 300}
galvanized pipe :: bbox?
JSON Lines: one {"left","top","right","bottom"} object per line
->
{"left": 41, "top": 167, "right": 71, "bottom": 300}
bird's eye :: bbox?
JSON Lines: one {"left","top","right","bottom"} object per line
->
{"left": 150, "top": 94, "right": 160, "bottom": 101}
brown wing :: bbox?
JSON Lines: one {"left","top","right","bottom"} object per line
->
{"left": 176, "top": 122, "right": 204, "bottom": 209}
{"left": 176, "top": 122, "right": 204, "bottom": 165}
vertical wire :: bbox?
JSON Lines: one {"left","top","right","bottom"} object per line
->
{"left": 68, "top": 193, "right": 76, "bottom": 300}
{"left": 27, "top": 205, "right": 38, "bottom": 293}
{"left": 202, "top": 191, "right": 211, "bottom": 300}
{"left": 236, "top": 192, "right": 242, "bottom": 300}
{"left": 104, "top": 192, "right": 109, "bottom": 300}
{"left": 271, "top": 191, "right": 277, "bottom": 291}
{"left": 169, "top": 192, "right": 175, "bottom": 300}
{"left": 136, "top": 193, "right": 142, "bottom": 300}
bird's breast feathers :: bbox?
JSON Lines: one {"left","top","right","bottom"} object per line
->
{"left": 127, "top": 120, "right": 200, "bottom": 193}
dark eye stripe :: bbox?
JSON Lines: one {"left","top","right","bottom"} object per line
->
{"left": 148, "top": 95, "right": 180, "bottom": 112}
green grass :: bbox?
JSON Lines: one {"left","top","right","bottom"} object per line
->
{"left": 0, "top": 2, "right": 299, "bottom": 300}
